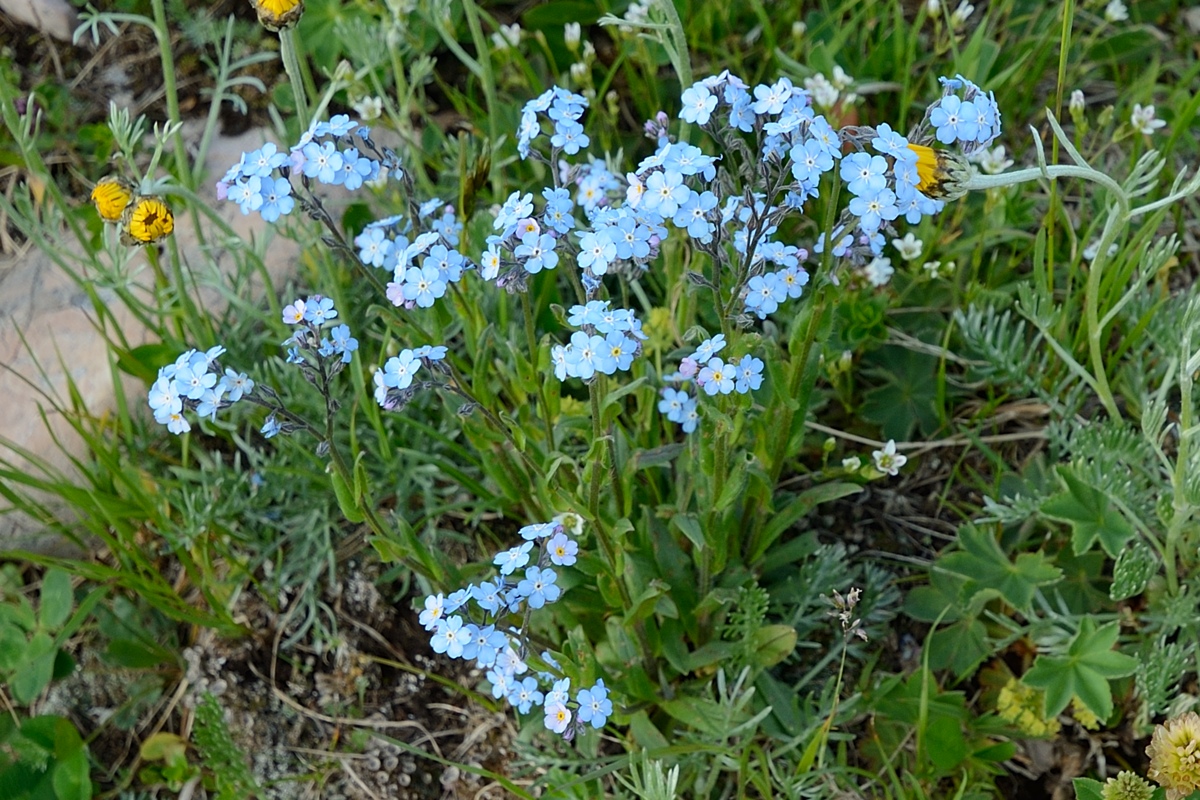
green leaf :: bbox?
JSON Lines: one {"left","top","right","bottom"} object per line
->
{"left": 671, "top": 514, "right": 705, "bottom": 551}
{"left": 1110, "top": 541, "right": 1156, "bottom": 600}
{"left": 925, "top": 715, "right": 969, "bottom": 770}
{"left": 937, "top": 524, "right": 1062, "bottom": 611}
{"left": 1041, "top": 467, "right": 1135, "bottom": 557}
{"left": 38, "top": 571, "right": 72, "bottom": 631}
{"left": 927, "top": 618, "right": 991, "bottom": 678}
{"left": 1072, "top": 777, "right": 1105, "bottom": 800}
{"left": 1022, "top": 618, "right": 1138, "bottom": 719}
{"left": 10, "top": 632, "right": 55, "bottom": 705}
{"left": 51, "top": 750, "right": 90, "bottom": 800}
{"left": 750, "top": 625, "right": 797, "bottom": 668}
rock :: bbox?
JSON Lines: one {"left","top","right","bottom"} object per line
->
{"left": 0, "top": 127, "right": 301, "bottom": 554}
{"left": 0, "top": 0, "right": 78, "bottom": 42}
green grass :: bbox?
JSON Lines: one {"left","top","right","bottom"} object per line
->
{"left": 1, "top": 0, "right": 1199, "bottom": 798}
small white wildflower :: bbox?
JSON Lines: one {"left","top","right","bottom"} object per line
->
{"left": 950, "top": 0, "right": 974, "bottom": 27}
{"left": 863, "top": 256, "right": 894, "bottom": 287}
{"left": 791, "top": 20, "right": 807, "bottom": 38}
{"left": 619, "top": 0, "right": 651, "bottom": 32}
{"left": 972, "top": 144, "right": 1013, "bottom": 175}
{"left": 872, "top": 440, "right": 908, "bottom": 476}
{"left": 831, "top": 65, "right": 854, "bottom": 91}
{"left": 922, "top": 259, "right": 954, "bottom": 279}
{"left": 1069, "top": 89, "right": 1085, "bottom": 115}
{"left": 892, "top": 232, "right": 924, "bottom": 261}
{"left": 842, "top": 456, "right": 862, "bottom": 471}
{"left": 492, "top": 23, "right": 521, "bottom": 50}
{"left": 1082, "top": 240, "right": 1119, "bottom": 261}
{"left": 1104, "top": 0, "right": 1129, "bottom": 22}
{"left": 1131, "top": 103, "right": 1166, "bottom": 135}
{"left": 804, "top": 73, "right": 839, "bottom": 108}
{"left": 570, "top": 62, "right": 589, "bottom": 84}
{"left": 563, "top": 22, "right": 581, "bottom": 50}
{"left": 352, "top": 95, "right": 383, "bottom": 121}
{"left": 582, "top": 41, "right": 596, "bottom": 62}
{"left": 925, "top": 0, "right": 941, "bottom": 13}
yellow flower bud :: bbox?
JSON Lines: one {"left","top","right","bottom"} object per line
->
{"left": 251, "top": 0, "right": 304, "bottom": 31}
{"left": 90, "top": 175, "right": 135, "bottom": 223}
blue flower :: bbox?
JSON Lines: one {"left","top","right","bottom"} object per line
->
{"left": 848, "top": 187, "right": 900, "bottom": 234}
{"left": 790, "top": 139, "right": 834, "bottom": 184}
{"left": 302, "top": 141, "right": 344, "bottom": 183}
{"left": 419, "top": 593, "right": 446, "bottom": 630}
{"left": 355, "top": 226, "right": 395, "bottom": 268}
{"left": 425, "top": 244, "right": 467, "bottom": 283}
{"left": 470, "top": 578, "right": 506, "bottom": 615}
{"left": 542, "top": 187, "right": 576, "bottom": 233}
{"left": 402, "top": 264, "right": 448, "bottom": 308}
{"left": 601, "top": 331, "right": 637, "bottom": 373}
{"left": 672, "top": 190, "right": 718, "bottom": 242}
{"left": 304, "top": 296, "right": 338, "bottom": 325}
{"left": 870, "top": 123, "right": 915, "bottom": 162}
{"left": 514, "top": 232, "right": 559, "bottom": 274}
{"left": 680, "top": 83, "right": 718, "bottom": 125}
{"left": 930, "top": 95, "right": 979, "bottom": 144}
{"left": 576, "top": 679, "right": 612, "bottom": 728}
{"left": 430, "top": 615, "right": 466, "bottom": 658}
{"left": 840, "top": 152, "right": 889, "bottom": 196}
{"left": 494, "top": 541, "right": 535, "bottom": 576}
{"left": 508, "top": 677, "right": 544, "bottom": 714}
{"left": 494, "top": 191, "right": 534, "bottom": 232}
{"left": 517, "top": 566, "right": 561, "bottom": 609}
{"left": 547, "top": 532, "right": 578, "bottom": 566}
{"left": 243, "top": 143, "right": 287, "bottom": 178}
{"left": 776, "top": 265, "right": 810, "bottom": 299}
{"left": 218, "top": 368, "right": 254, "bottom": 401}
{"left": 462, "top": 623, "right": 506, "bottom": 667}
{"left": 544, "top": 701, "right": 572, "bottom": 734}
{"left": 698, "top": 357, "right": 736, "bottom": 395}
{"left": 381, "top": 349, "right": 421, "bottom": 389}
{"left": 261, "top": 414, "right": 281, "bottom": 438}
{"left": 336, "top": 147, "right": 376, "bottom": 190}
{"left": 658, "top": 387, "right": 689, "bottom": 423}
{"left": 550, "top": 119, "right": 589, "bottom": 155}
{"left": 227, "top": 176, "right": 264, "bottom": 214}
{"left": 745, "top": 273, "right": 783, "bottom": 318}
{"left": 577, "top": 230, "right": 617, "bottom": 275}
{"left": 681, "top": 396, "right": 699, "bottom": 433}
{"left": 328, "top": 324, "right": 358, "bottom": 363}
{"left": 643, "top": 170, "right": 691, "bottom": 217}
{"left": 735, "top": 355, "right": 764, "bottom": 393}
{"left": 519, "top": 521, "right": 562, "bottom": 541}
{"left": 692, "top": 334, "right": 726, "bottom": 363}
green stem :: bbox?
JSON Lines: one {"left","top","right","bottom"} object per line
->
{"left": 520, "top": 290, "right": 556, "bottom": 452}
{"left": 588, "top": 381, "right": 605, "bottom": 520}
{"left": 1082, "top": 210, "right": 1124, "bottom": 420}
{"left": 149, "top": 0, "right": 192, "bottom": 188}
{"left": 279, "top": 27, "right": 311, "bottom": 132}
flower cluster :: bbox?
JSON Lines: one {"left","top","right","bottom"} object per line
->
{"left": 927, "top": 75, "right": 1002, "bottom": 154}
{"left": 516, "top": 86, "right": 590, "bottom": 160}
{"left": 418, "top": 519, "right": 611, "bottom": 736}
{"left": 550, "top": 300, "right": 647, "bottom": 382}
{"left": 147, "top": 346, "right": 254, "bottom": 436}
{"left": 372, "top": 345, "right": 448, "bottom": 410}
{"left": 657, "top": 334, "right": 764, "bottom": 434}
{"left": 218, "top": 115, "right": 397, "bottom": 222}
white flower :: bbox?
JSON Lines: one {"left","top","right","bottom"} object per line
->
{"left": 804, "top": 74, "right": 839, "bottom": 108}
{"left": 1082, "top": 240, "right": 1119, "bottom": 261}
{"left": 831, "top": 65, "right": 854, "bottom": 91}
{"left": 791, "top": 21, "right": 807, "bottom": 38}
{"left": 891, "top": 233, "right": 924, "bottom": 262}
{"left": 925, "top": 0, "right": 941, "bottom": 13}
{"left": 863, "top": 256, "right": 894, "bottom": 287}
{"left": 570, "top": 62, "right": 589, "bottom": 84}
{"left": 1131, "top": 103, "right": 1166, "bottom": 135}
{"left": 842, "top": 456, "right": 862, "bottom": 471}
{"left": 563, "top": 22, "right": 581, "bottom": 50}
{"left": 352, "top": 95, "right": 383, "bottom": 121}
{"left": 950, "top": 0, "right": 974, "bottom": 27}
{"left": 922, "top": 259, "right": 955, "bottom": 279}
{"left": 492, "top": 23, "right": 521, "bottom": 50}
{"left": 1104, "top": 0, "right": 1128, "bottom": 22}
{"left": 1069, "top": 89, "right": 1086, "bottom": 115}
{"left": 872, "top": 440, "right": 908, "bottom": 476}
{"left": 971, "top": 144, "right": 1013, "bottom": 175}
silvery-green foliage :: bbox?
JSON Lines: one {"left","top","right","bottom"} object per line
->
{"left": 1110, "top": 541, "right": 1157, "bottom": 601}
{"left": 1136, "top": 637, "right": 1192, "bottom": 721}
{"left": 1048, "top": 419, "right": 1159, "bottom": 524}
{"left": 614, "top": 754, "right": 680, "bottom": 800}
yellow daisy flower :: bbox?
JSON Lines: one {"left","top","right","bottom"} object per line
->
{"left": 119, "top": 195, "right": 175, "bottom": 247}
{"left": 251, "top": 0, "right": 304, "bottom": 31}
{"left": 906, "top": 143, "right": 972, "bottom": 201}
{"left": 90, "top": 176, "right": 135, "bottom": 223}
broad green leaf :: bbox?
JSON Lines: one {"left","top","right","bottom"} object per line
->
{"left": 52, "top": 749, "right": 90, "bottom": 800}
{"left": 1072, "top": 777, "right": 1105, "bottom": 800}
{"left": 10, "top": 632, "right": 55, "bottom": 705}
{"left": 937, "top": 524, "right": 1062, "bottom": 611}
{"left": 925, "top": 715, "right": 969, "bottom": 770}
{"left": 38, "top": 570, "right": 72, "bottom": 630}
{"left": 1022, "top": 618, "right": 1138, "bottom": 719}
{"left": 750, "top": 625, "right": 797, "bottom": 668}
{"left": 1041, "top": 468, "right": 1134, "bottom": 557}
{"left": 927, "top": 619, "right": 990, "bottom": 678}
